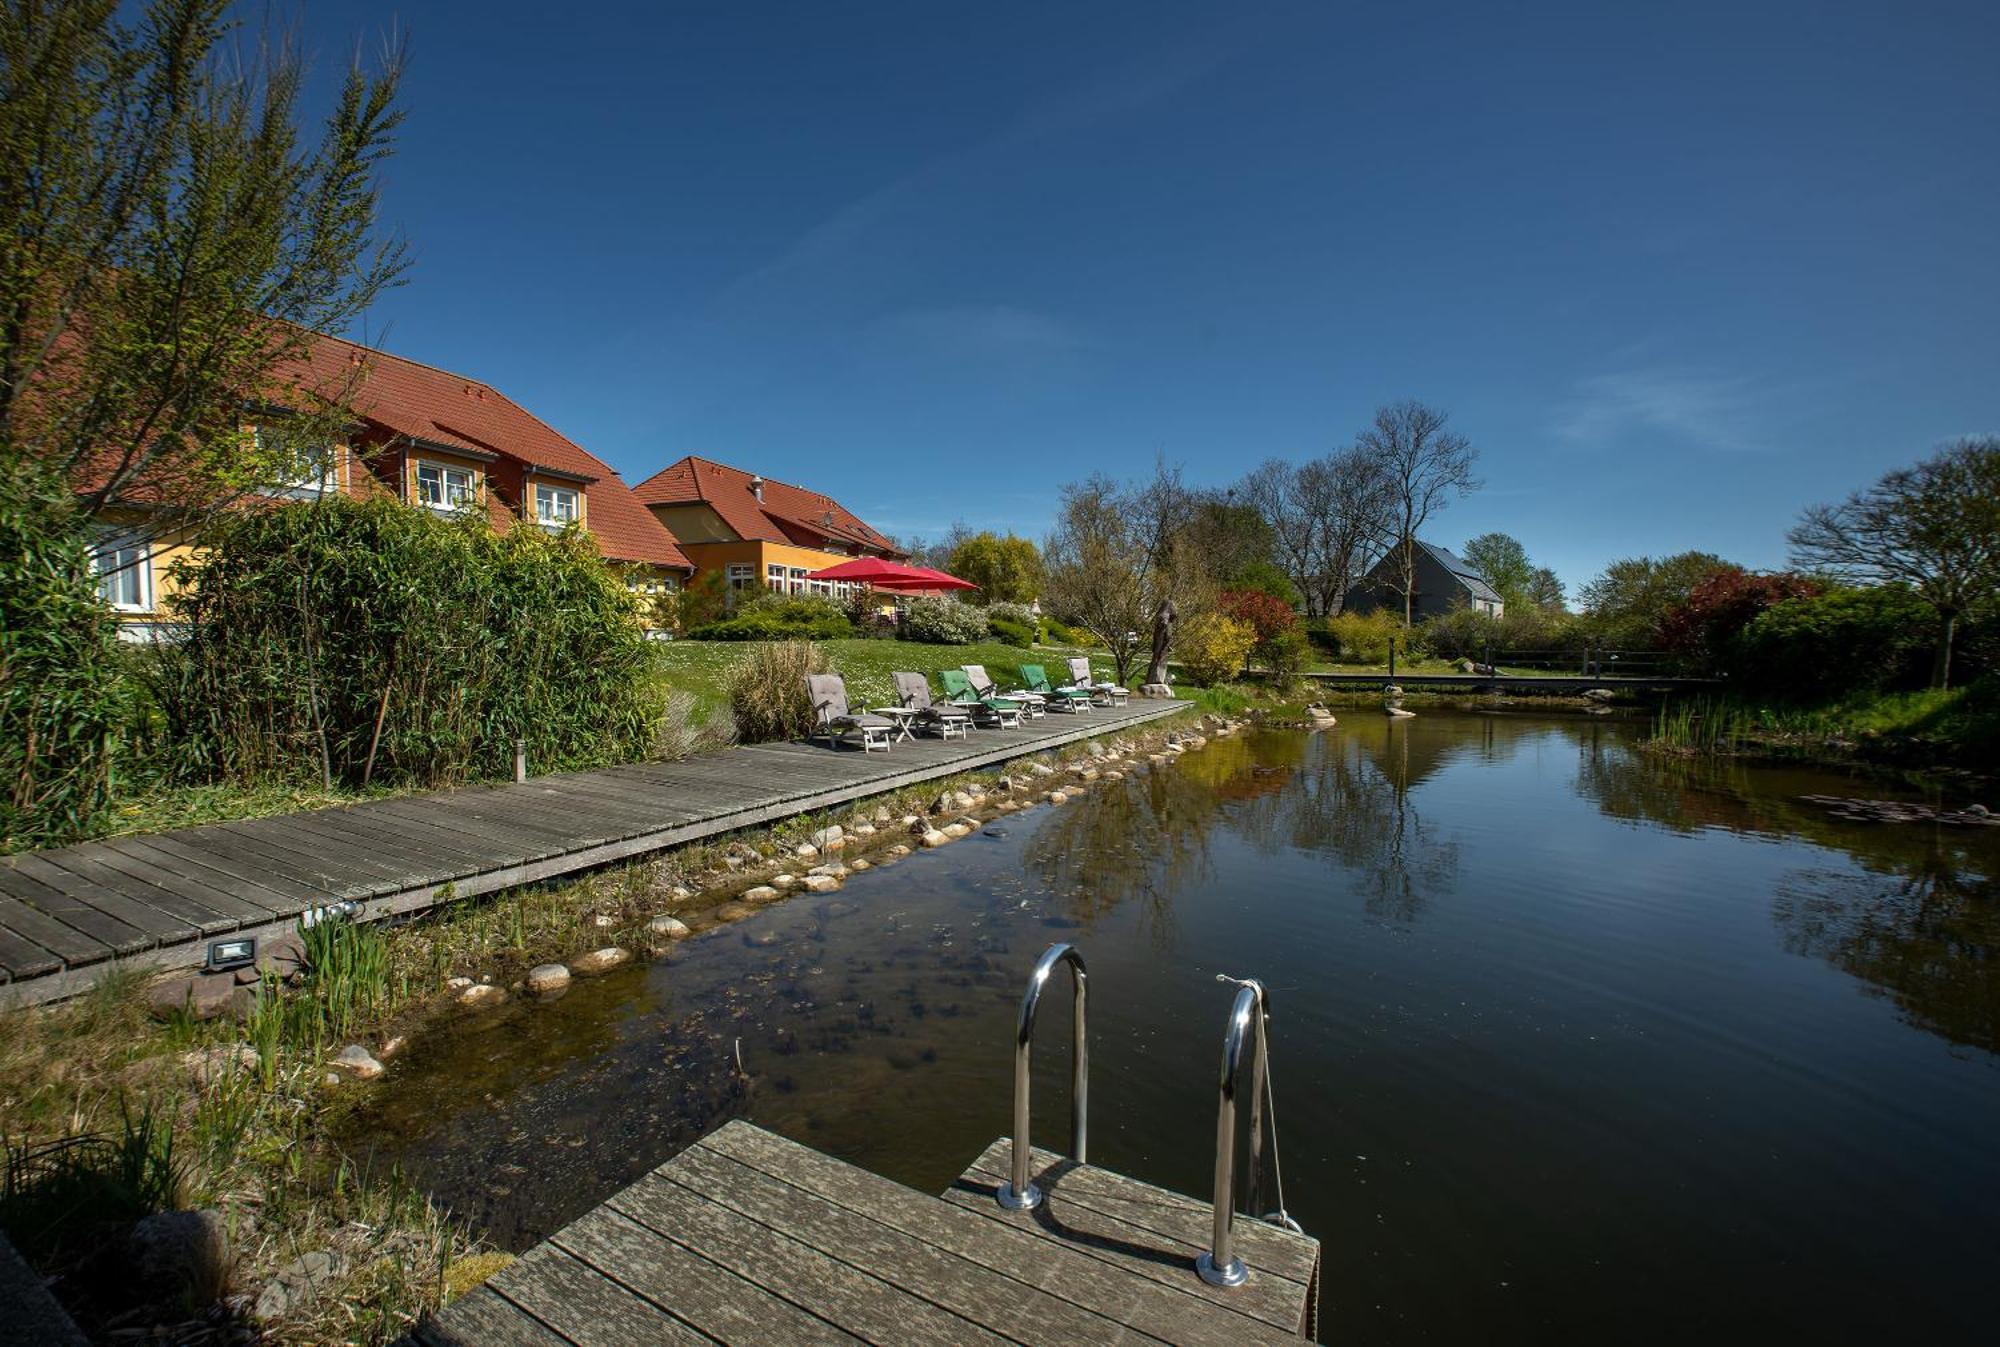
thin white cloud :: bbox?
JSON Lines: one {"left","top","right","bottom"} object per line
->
{"left": 1552, "top": 368, "right": 1765, "bottom": 453}
{"left": 709, "top": 39, "right": 1236, "bottom": 322}
{"left": 863, "top": 305, "right": 1091, "bottom": 359}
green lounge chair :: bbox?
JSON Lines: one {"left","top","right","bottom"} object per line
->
{"left": 1019, "top": 663, "right": 1093, "bottom": 713}
{"left": 806, "top": 673, "right": 895, "bottom": 752}
{"left": 938, "top": 669, "right": 1024, "bottom": 728}
{"left": 893, "top": 671, "right": 973, "bottom": 740}
{"left": 962, "top": 663, "right": 1044, "bottom": 718}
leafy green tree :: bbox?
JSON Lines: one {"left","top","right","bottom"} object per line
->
{"left": 946, "top": 531, "right": 1043, "bottom": 605}
{"left": 1, "top": 0, "right": 407, "bottom": 551}
{"left": 1787, "top": 438, "right": 2000, "bottom": 688}
{"left": 1527, "top": 566, "right": 1566, "bottom": 612}
{"left": 1228, "top": 559, "right": 1302, "bottom": 607}
{"left": 1578, "top": 551, "right": 1732, "bottom": 649}
{"left": 1460, "top": 533, "right": 1534, "bottom": 609}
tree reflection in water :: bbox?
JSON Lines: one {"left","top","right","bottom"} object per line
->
{"left": 1027, "top": 722, "right": 1463, "bottom": 928}
{"left": 1569, "top": 719, "right": 2000, "bottom": 1055}
{"left": 1774, "top": 859, "right": 2000, "bottom": 1054}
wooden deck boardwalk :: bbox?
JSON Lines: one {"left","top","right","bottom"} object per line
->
{"left": 416, "top": 1121, "right": 1319, "bottom": 1346}
{"left": 0, "top": 701, "right": 1188, "bottom": 1006}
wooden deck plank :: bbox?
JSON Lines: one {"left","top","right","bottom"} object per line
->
{"left": 269, "top": 812, "right": 476, "bottom": 887}
{"left": 2, "top": 701, "right": 1187, "bottom": 1004}
{"left": 372, "top": 796, "right": 594, "bottom": 852}
{"left": 701, "top": 1125, "right": 1291, "bottom": 1346}
{"left": 957, "top": 1138, "right": 1320, "bottom": 1292}
{"left": 331, "top": 802, "right": 548, "bottom": 866}
{"left": 0, "top": 892, "right": 110, "bottom": 967}
{"left": 46, "top": 842, "right": 279, "bottom": 929}
{"left": 607, "top": 1169, "right": 1009, "bottom": 1347}
{"left": 484, "top": 1243, "right": 711, "bottom": 1347}
{"left": 292, "top": 807, "right": 517, "bottom": 874}
{"left": 414, "top": 1286, "right": 576, "bottom": 1346}
{"left": 202, "top": 822, "right": 405, "bottom": 896}
{"left": 674, "top": 1132, "right": 1162, "bottom": 1346}
{"left": 553, "top": 1205, "right": 860, "bottom": 1346}
{"left": 0, "top": 919, "right": 62, "bottom": 980}
{"left": 4, "top": 853, "right": 196, "bottom": 947}
{"left": 107, "top": 835, "right": 308, "bottom": 911}
{"left": 130, "top": 829, "right": 353, "bottom": 903}
{"left": 0, "top": 864, "right": 154, "bottom": 955}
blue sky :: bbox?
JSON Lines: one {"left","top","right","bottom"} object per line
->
{"left": 294, "top": 0, "right": 1997, "bottom": 596}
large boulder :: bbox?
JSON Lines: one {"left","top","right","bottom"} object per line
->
{"left": 131, "top": 1209, "right": 231, "bottom": 1305}
{"left": 254, "top": 1249, "right": 343, "bottom": 1321}
{"left": 525, "top": 964, "right": 571, "bottom": 998}
{"left": 327, "top": 1044, "right": 384, "bottom": 1080}
{"left": 570, "top": 948, "right": 631, "bottom": 976}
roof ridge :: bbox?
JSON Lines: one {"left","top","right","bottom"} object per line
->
{"left": 317, "top": 331, "right": 498, "bottom": 391}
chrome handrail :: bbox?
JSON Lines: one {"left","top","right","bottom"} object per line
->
{"left": 997, "top": 942, "right": 1089, "bottom": 1211}
{"left": 1197, "top": 977, "right": 1271, "bottom": 1288}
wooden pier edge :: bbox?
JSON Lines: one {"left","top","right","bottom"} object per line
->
{"left": 412, "top": 1121, "right": 1321, "bottom": 1346}
{"left": 0, "top": 700, "right": 1191, "bottom": 1008}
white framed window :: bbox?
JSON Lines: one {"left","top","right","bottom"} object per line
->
{"left": 415, "top": 461, "right": 474, "bottom": 511}
{"left": 255, "top": 426, "right": 338, "bottom": 498}
{"left": 767, "top": 563, "right": 787, "bottom": 590}
{"left": 535, "top": 484, "right": 579, "bottom": 527}
{"left": 788, "top": 566, "right": 807, "bottom": 595}
{"left": 94, "top": 537, "right": 152, "bottom": 612}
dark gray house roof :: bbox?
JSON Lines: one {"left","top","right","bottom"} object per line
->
{"left": 1417, "top": 541, "right": 1502, "bottom": 604}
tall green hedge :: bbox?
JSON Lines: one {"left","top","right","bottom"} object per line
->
{"left": 1729, "top": 586, "right": 1937, "bottom": 698}
{"left": 0, "top": 460, "right": 127, "bottom": 850}
{"left": 156, "top": 496, "right": 660, "bottom": 788}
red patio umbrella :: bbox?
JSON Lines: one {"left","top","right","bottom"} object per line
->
{"left": 808, "top": 558, "right": 978, "bottom": 591}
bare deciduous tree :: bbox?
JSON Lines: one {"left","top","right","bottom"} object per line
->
{"left": 1043, "top": 462, "right": 1208, "bottom": 687}
{"left": 1237, "top": 447, "right": 1389, "bottom": 616}
{"left": 1787, "top": 437, "right": 2000, "bottom": 688}
{"left": 1355, "top": 400, "right": 1480, "bottom": 624}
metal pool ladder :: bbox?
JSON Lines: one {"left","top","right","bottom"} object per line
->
{"left": 997, "top": 942, "right": 1088, "bottom": 1210}
{"left": 998, "top": 944, "right": 1291, "bottom": 1291}
{"left": 1199, "top": 975, "right": 1274, "bottom": 1286}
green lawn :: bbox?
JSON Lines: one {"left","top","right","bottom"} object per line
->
{"left": 653, "top": 637, "right": 1113, "bottom": 719}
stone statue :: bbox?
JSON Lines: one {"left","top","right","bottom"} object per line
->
{"left": 1143, "top": 598, "right": 1176, "bottom": 694}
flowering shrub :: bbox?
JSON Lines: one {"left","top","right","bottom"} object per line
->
{"left": 1177, "top": 613, "right": 1257, "bottom": 686}
{"left": 1220, "top": 589, "right": 1297, "bottom": 644}
{"left": 900, "top": 596, "right": 990, "bottom": 644}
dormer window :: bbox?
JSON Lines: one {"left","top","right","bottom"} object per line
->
{"left": 536, "top": 484, "right": 579, "bottom": 528}
{"left": 416, "top": 461, "right": 475, "bottom": 510}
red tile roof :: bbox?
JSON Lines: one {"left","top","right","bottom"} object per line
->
{"left": 296, "top": 335, "right": 691, "bottom": 570}
{"left": 632, "top": 455, "right": 904, "bottom": 557}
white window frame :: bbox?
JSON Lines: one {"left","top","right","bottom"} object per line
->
{"left": 535, "top": 483, "right": 579, "bottom": 528}
{"left": 94, "top": 535, "right": 153, "bottom": 613}
{"left": 255, "top": 426, "right": 338, "bottom": 499}
{"left": 767, "top": 562, "right": 787, "bottom": 590}
{"left": 415, "top": 460, "right": 475, "bottom": 511}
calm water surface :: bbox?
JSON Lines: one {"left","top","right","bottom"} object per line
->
{"left": 342, "top": 711, "right": 2000, "bottom": 1344}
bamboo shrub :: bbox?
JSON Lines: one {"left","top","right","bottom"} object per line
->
{"left": 155, "top": 496, "right": 660, "bottom": 788}
{"left": 0, "top": 461, "right": 126, "bottom": 850}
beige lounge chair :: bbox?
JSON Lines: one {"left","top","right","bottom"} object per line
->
{"left": 893, "top": 671, "right": 973, "bottom": 740}
{"left": 963, "top": 664, "right": 1043, "bottom": 718}
{"left": 806, "top": 673, "right": 895, "bottom": 752}
{"left": 1066, "top": 656, "right": 1128, "bottom": 707}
